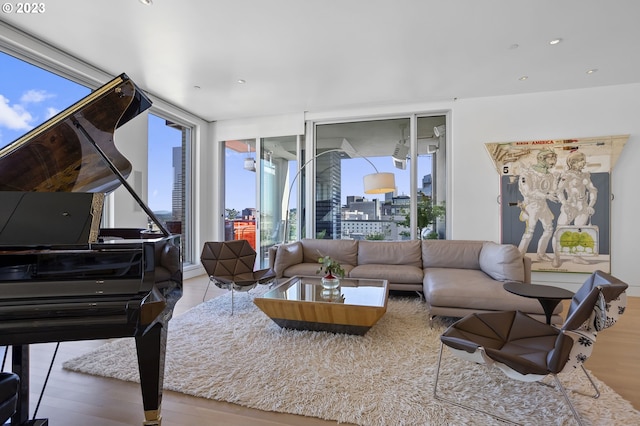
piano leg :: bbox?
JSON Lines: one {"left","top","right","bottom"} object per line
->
{"left": 10, "top": 346, "right": 48, "bottom": 426}
{"left": 135, "top": 322, "right": 167, "bottom": 426}
{"left": 11, "top": 345, "right": 29, "bottom": 426}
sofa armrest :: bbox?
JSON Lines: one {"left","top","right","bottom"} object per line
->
{"left": 479, "top": 242, "right": 525, "bottom": 282}
{"left": 271, "top": 241, "right": 303, "bottom": 277}
{"left": 523, "top": 255, "right": 531, "bottom": 283}
{"left": 268, "top": 245, "right": 280, "bottom": 271}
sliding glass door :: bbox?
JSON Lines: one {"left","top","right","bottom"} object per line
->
{"left": 223, "top": 139, "right": 258, "bottom": 256}
{"left": 310, "top": 115, "right": 446, "bottom": 241}
{"left": 223, "top": 135, "right": 301, "bottom": 268}
{"left": 259, "top": 135, "right": 299, "bottom": 266}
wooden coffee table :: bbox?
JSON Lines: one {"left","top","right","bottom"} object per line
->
{"left": 253, "top": 276, "right": 388, "bottom": 335}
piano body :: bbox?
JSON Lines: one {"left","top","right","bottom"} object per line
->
{"left": 0, "top": 74, "right": 182, "bottom": 425}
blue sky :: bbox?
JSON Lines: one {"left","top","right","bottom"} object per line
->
{"left": 147, "top": 114, "right": 182, "bottom": 212}
{"left": 0, "top": 53, "right": 90, "bottom": 144}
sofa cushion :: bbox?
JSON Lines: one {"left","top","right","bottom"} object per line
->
{"left": 423, "top": 268, "right": 557, "bottom": 314}
{"left": 282, "top": 262, "right": 355, "bottom": 278}
{"left": 479, "top": 242, "right": 525, "bottom": 282}
{"left": 300, "top": 238, "right": 358, "bottom": 266}
{"left": 274, "top": 241, "right": 303, "bottom": 276}
{"left": 350, "top": 264, "right": 423, "bottom": 283}
{"left": 357, "top": 240, "right": 422, "bottom": 267}
{"left": 422, "top": 240, "right": 484, "bottom": 269}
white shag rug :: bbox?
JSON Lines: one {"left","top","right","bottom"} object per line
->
{"left": 63, "top": 290, "right": 640, "bottom": 426}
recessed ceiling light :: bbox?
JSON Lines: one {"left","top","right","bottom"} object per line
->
{"left": 139, "top": 0, "right": 152, "bottom": 5}
{"left": 549, "top": 38, "right": 562, "bottom": 45}
{"left": 518, "top": 75, "right": 528, "bottom": 81}
{"left": 586, "top": 69, "right": 599, "bottom": 75}
{"left": 237, "top": 79, "right": 246, "bottom": 84}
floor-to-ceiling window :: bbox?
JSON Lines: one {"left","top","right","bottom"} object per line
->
{"left": 309, "top": 115, "right": 447, "bottom": 241}
{"left": 417, "top": 116, "right": 447, "bottom": 239}
{"left": 223, "top": 139, "right": 258, "bottom": 250}
{"left": 223, "top": 135, "right": 301, "bottom": 268}
{"left": 260, "top": 135, "right": 298, "bottom": 266}
{"left": 148, "top": 114, "right": 193, "bottom": 263}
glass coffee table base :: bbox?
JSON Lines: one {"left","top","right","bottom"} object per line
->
{"left": 269, "top": 318, "right": 372, "bottom": 335}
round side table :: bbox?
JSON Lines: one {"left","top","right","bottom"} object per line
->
{"left": 503, "top": 282, "right": 574, "bottom": 324}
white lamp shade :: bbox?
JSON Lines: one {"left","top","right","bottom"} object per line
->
{"left": 363, "top": 172, "right": 395, "bottom": 194}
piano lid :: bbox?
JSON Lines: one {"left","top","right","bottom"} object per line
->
{"left": 0, "top": 73, "right": 170, "bottom": 236}
{"left": 0, "top": 73, "right": 151, "bottom": 194}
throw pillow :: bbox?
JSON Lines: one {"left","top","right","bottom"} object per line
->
{"left": 479, "top": 242, "right": 525, "bottom": 282}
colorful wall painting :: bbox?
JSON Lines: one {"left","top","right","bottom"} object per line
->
{"left": 485, "top": 135, "right": 628, "bottom": 273}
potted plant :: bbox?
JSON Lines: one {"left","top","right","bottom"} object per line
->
{"left": 316, "top": 255, "right": 345, "bottom": 289}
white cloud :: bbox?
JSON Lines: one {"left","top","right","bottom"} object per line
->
{"left": 45, "top": 107, "right": 59, "bottom": 120}
{"left": 20, "top": 89, "right": 54, "bottom": 104}
{"left": 0, "top": 94, "right": 33, "bottom": 130}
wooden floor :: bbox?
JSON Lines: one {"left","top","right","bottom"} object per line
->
{"left": 8, "top": 276, "right": 639, "bottom": 425}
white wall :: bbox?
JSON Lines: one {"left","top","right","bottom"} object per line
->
{"left": 451, "top": 83, "right": 640, "bottom": 295}
{"left": 110, "top": 110, "right": 151, "bottom": 229}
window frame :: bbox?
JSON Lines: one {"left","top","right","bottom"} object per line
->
{"left": 304, "top": 112, "right": 448, "bottom": 241}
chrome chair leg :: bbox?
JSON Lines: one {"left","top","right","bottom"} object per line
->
{"left": 203, "top": 277, "right": 237, "bottom": 315}
{"left": 552, "top": 374, "right": 585, "bottom": 426}
{"left": 435, "top": 342, "right": 587, "bottom": 426}
{"left": 433, "top": 343, "right": 520, "bottom": 425}
{"left": 538, "top": 364, "right": 600, "bottom": 399}
{"left": 578, "top": 364, "right": 600, "bottom": 399}
{"left": 202, "top": 276, "right": 214, "bottom": 302}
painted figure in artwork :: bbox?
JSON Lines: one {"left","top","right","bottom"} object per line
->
{"left": 517, "top": 148, "right": 558, "bottom": 261}
{"left": 551, "top": 150, "right": 598, "bottom": 267}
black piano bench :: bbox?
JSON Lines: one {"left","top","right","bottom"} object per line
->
{"left": 0, "top": 372, "right": 19, "bottom": 425}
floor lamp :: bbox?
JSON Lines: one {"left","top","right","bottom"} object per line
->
{"left": 282, "top": 148, "right": 396, "bottom": 243}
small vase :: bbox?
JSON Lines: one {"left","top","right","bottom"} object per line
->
{"left": 321, "top": 274, "right": 340, "bottom": 289}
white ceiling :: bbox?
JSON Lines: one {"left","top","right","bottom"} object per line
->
{"left": 2, "top": 0, "right": 640, "bottom": 122}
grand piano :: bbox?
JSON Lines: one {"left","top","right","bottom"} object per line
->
{"left": 0, "top": 74, "right": 182, "bottom": 425}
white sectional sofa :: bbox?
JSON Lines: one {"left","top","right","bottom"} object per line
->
{"left": 268, "top": 238, "right": 562, "bottom": 324}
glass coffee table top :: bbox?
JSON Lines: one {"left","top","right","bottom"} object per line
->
{"left": 261, "top": 276, "right": 387, "bottom": 307}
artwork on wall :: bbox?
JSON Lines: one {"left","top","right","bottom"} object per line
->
{"left": 485, "top": 135, "right": 628, "bottom": 273}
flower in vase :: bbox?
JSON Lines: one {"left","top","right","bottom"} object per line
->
{"left": 316, "top": 255, "right": 345, "bottom": 279}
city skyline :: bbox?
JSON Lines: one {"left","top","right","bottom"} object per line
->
{"left": 225, "top": 147, "right": 433, "bottom": 213}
